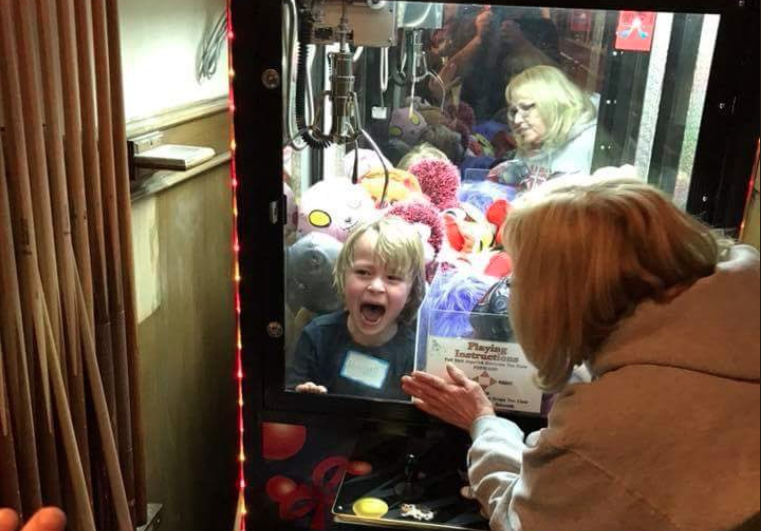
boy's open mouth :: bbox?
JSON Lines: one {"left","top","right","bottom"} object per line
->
{"left": 360, "top": 303, "right": 387, "bottom": 325}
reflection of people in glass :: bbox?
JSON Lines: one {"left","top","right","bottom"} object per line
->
{"left": 287, "top": 218, "right": 426, "bottom": 401}
{"left": 497, "top": 17, "right": 561, "bottom": 84}
{"left": 491, "top": 65, "right": 597, "bottom": 188}
{"left": 403, "top": 172, "right": 759, "bottom": 531}
{"left": 430, "top": 7, "right": 560, "bottom": 120}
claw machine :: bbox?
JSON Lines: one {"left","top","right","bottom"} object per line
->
{"left": 228, "top": 0, "right": 759, "bottom": 529}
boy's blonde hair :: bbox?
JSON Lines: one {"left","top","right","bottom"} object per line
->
{"left": 397, "top": 142, "right": 450, "bottom": 171}
{"left": 502, "top": 174, "right": 732, "bottom": 392}
{"left": 505, "top": 65, "right": 596, "bottom": 155}
{"left": 334, "top": 217, "right": 426, "bottom": 324}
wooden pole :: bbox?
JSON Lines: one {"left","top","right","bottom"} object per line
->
{"left": 104, "top": 0, "right": 148, "bottom": 521}
{"left": 72, "top": 2, "right": 118, "bottom": 527}
{"left": 0, "top": 0, "right": 46, "bottom": 422}
{"left": 90, "top": 0, "right": 136, "bottom": 518}
{"left": 14, "top": 2, "right": 71, "bottom": 510}
{"left": 54, "top": 9, "right": 100, "bottom": 516}
{"left": 35, "top": 0, "right": 92, "bottom": 496}
{"left": 16, "top": 0, "right": 65, "bottom": 372}
{"left": 55, "top": 0, "right": 95, "bottom": 326}
{"left": 0, "top": 132, "right": 42, "bottom": 518}
{"left": 0, "top": 335, "right": 23, "bottom": 512}
{"left": 54, "top": 26, "right": 99, "bottom": 521}
{"left": 0, "top": 0, "right": 61, "bottom": 509}
{"left": 73, "top": 0, "right": 119, "bottom": 451}
{"left": 74, "top": 263, "right": 134, "bottom": 531}
{"left": 35, "top": 273, "right": 98, "bottom": 531}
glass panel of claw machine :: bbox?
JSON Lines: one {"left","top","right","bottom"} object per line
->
{"left": 282, "top": 0, "right": 721, "bottom": 416}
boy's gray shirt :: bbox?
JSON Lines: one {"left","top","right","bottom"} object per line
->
{"left": 467, "top": 245, "right": 760, "bottom": 531}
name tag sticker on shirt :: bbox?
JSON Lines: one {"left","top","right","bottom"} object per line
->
{"left": 341, "top": 351, "right": 390, "bottom": 390}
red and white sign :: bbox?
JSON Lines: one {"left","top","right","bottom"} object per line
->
{"left": 615, "top": 11, "right": 656, "bottom": 52}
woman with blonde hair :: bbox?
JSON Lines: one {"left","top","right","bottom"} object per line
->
{"left": 403, "top": 171, "right": 760, "bottom": 531}
{"left": 503, "top": 65, "right": 597, "bottom": 181}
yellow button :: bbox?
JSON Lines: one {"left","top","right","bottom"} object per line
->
{"left": 353, "top": 498, "right": 389, "bottom": 519}
{"left": 308, "top": 210, "right": 332, "bottom": 228}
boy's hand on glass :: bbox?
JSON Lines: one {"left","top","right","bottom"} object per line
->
{"left": 0, "top": 508, "right": 66, "bottom": 531}
{"left": 295, "top": 382, "right": 328, "bottom": 395}
{"left": 402, "top": 363, "right": 496, "bottom": 431}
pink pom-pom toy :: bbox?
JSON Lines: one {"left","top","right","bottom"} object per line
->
{"left": 388, "top": 200, "right": 444, "bottom": 255}
{"left": 387, "top": 200, "right": 446, "bottom": 280}
{"left": 407, "top": 158, "right": 461, "bottom": 211}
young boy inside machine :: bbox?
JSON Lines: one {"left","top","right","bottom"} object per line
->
{"left": 287, "top": 217, "right": 426, "bottom": 401}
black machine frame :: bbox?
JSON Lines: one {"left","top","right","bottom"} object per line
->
{"left": 230, "top": 0, "right": 759, "bottom": 444}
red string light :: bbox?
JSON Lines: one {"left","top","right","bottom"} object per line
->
{"left": 227, "top": 2, "right": 247, "bottom": 531}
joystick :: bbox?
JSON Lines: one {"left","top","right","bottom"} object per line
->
{"left": 394, "top": 454, "right": 425, "bottom": 501}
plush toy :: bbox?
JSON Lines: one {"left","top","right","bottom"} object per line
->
{"left": 283, "top": 146, "right": 293, "bottom": 186}
{"left": 284, "top": 304, "right": 298, "bottom": 355}
{"left": 297, "top": 179, "right": 375, "bottom": 242}
{"left": 418, "top": 105, "right": 448, "bottom": 127}
{"left": 419, "top": 125, "right": 464, "bottom": 164}
{"left": 472, "top": 120, "right": 510, "bottom": 142}
{"left": 446, "top": 119, "right": 472, "bottom": 152}
{"left": 422, "top": 269, "right": 494, "bottom": 339}
{"left": 385, "top": 138, "right": 412, "bottom": 167}
{"left": 470, "top": 276, "right": 514, "bottom": 342}
{"left": 445, "top": 101, "right": 476, "bottom": 130}
{"left": 479, "top": 197, "right": 515, "bottom": 277}
{"left": 491, "top": 130, "right": 516, "bottom": 159}
{"left": 387, "top": 200, "right": 445, "bottom": 281}
{"left": 443, "top": 203, "right": 495, "bottom": 254}
{"left": 389, "top": 107, "right": 428, "bottom": 146}
{"left": 407, "top": 158, "right": 461, "bottom": 211}
{"left": 483, "top": 251, "right": 513, "bottom": 278}
{"left": 343, "top": 148, "right": 392, "bottom": 181}
{"left": 458, "top": 180, "right": 511, "bottom": 215}
{"left": 487, "top": 160, "right": 531, "bottom": 196}
{"left": 486, "top": 199, "right": 513, "bottom": 247}
{"left": 469, "top": 133, "right": 495, "bottom": 158}
{"left": 468, "top": 138, "right": 484, "bottom": 157}
{"left": 286, "top": 232, "right": 344, "bottom": 315}
{"left": 283, "top": 182, "right": 298, "bottom": 239}
{"left": 434, "top": 101, "right": 474, "bottom": 154}
{"left": 359, "top": 168, "right": 425, "bottom": 208}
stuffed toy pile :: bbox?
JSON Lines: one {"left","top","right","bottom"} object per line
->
{"left": 284, "top": 102, "right": 525, "bottom": 362}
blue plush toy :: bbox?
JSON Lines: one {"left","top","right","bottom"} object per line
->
{"left": 458, "top": 180, "right": 512, "bottom": 214}
{"left": 420, "top": 269, "right": 494, "bottom": 337}
{"left": 415, "top": 268, "right": 497, "bottom": 368}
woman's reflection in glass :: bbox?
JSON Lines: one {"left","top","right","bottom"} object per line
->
{"left": 501, "top": 65, "right": 598, "bottom": 183}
